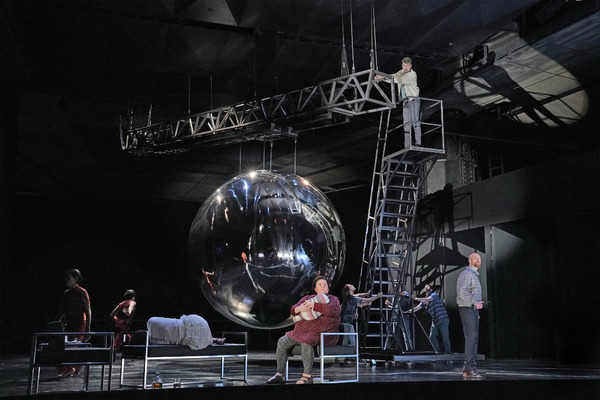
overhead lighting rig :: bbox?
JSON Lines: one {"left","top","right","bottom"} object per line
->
{"left": 120, "top": 69, "right": 398, "bottom": 154}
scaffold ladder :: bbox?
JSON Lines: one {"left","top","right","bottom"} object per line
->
{"left": 358, "top": 99, "right": 445, "bottom": 355}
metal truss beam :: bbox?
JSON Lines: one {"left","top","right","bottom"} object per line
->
{"left": 120, "top": 69, "right": 397, "bottom": 154}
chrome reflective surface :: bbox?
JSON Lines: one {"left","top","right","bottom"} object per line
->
{"left": 188, "top": 170, "right": 346, "bottom": 329}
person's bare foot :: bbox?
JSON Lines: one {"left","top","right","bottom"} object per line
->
{"left": 213, "top": 338, "right": 226, "bottom": 345}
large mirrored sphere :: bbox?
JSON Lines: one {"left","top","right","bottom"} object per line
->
{"left": 188, "top": 170, "right": 346, "bottom": 329}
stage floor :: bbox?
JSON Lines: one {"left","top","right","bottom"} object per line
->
{"left": 2, "top": 351, "right": 599, "bottom": 399}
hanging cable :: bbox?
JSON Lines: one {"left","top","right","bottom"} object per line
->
{"left": 371, "top": 0, "right": 378, "bottom": 71}
{"left": 294, "top": 138, "right": 297, "bottom": 175}
{"left": 187, "top": 74, "right": 191, "bottom": 115}
{"left": 239, "top": 142, "right": 243, "bottom": 174}
{"left": 349, "top": 0, "right": 356, "bottom": 73}
{"left": 273, "top": 35, "right": 280, "bottom": 93}
{"left": 269, "top": 141, "right": 274, "bottom": 171}
{"left": 340, "top": 0, "right": 349, "bottom": 76}
{"left": 262, "top": 140, "right": 266, "bottom": 170}
{"left": 127, "top": 103, "right": 133, "bottom": 132}
{"left": 147, "top": 104, "right": 152, "bottom": 126}
{"left": 369, "top": 0, "right": 375, "bottom": 70}
{"left": 253, "top": 32, "right": 257, "bottom": 98}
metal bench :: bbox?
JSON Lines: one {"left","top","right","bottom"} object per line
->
{"left": 28, "top": 332, "right": 114, "bottom": 395}
{"left": 119, "top": 330, "right": 247, "bottom": 388}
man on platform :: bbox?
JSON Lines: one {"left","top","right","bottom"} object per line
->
{"left": 375, "top": 56, "right": 421, "bottom": 147}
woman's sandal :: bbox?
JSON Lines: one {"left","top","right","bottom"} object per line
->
{"left": 266, "top": 374, "right": 285, "bottom": 384}
{"left": 296, "top": 375, "right": 313, "bottom": 384}
{"left": 214, "top": 338, "right": 226, "bottom": 345}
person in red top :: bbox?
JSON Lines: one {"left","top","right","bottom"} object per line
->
{"left": 266, "top": 276, "right": 341, "bottom": 385}
{"left": 110, "top": 289, "right": 137, "bottom": 351}
{"left": 57, "top": 268, "right": 92, "bottom": 377}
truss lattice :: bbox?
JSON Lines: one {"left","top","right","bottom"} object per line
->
{"left": 121, "top": 69, "right": 397, "bottom": 153}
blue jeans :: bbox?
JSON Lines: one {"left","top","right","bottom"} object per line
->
{"left": 430, "top": 317, "right": 451, "bottom": 353}
{"left": 458, "top": 307, "right": 479, "bottom": 370}
{"left": 339, "top": 323, "right": 356, "bottom": 346}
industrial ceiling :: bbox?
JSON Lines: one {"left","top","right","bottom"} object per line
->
{"left": 2, "top": 0, "right": 598, "bottom": 202}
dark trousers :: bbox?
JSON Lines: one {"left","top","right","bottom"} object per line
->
{"left": 430, "top": 317, "right": 451, "bottom": 353}
{"left": 397, "top": 313, "right": 413, "bottom": 351}
{"left": 458, "top": 306, "right": 479, "bottom": 370}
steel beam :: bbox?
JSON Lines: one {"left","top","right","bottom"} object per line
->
{"left": 121, "top": 69, "right": 397, "bottom": 153}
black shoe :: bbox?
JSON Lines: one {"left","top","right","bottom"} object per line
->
{"left": 463, "top": 369, "right": 484, "bottom": 378}
{"left": 266, "top": 374, "right": 285, "bottom": 384}
{"left": 58, "top": 367, "right": 77, "bottom": 378}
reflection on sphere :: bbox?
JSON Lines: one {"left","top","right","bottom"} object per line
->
{"left": 188, "top": 170, "right": 346, "bottom": 329}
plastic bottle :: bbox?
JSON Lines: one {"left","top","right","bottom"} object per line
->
{"left": 152, "top": 371, "right": 163, "bottom": 389}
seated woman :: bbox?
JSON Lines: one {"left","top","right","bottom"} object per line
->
{"left": 146, "top": 314, "right": 224, "bottom": 350}
{"left": 266, "top": 276, "right": 340, "bottom": 385}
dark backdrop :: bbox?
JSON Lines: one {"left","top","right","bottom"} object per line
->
{"left": 1, "top": 163, "right": 598, "bottom": 365}
{"left": 0, "top": 186, "right": 370, "bottom": 354}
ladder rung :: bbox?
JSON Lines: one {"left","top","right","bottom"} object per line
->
{"left": 377, "top": 243, "right": 411, "bottom": 250}
{"left": 381, "top": 198, "right": 416, "bottom": 205}
{"left": 386, "top": 185, "right": 418, "bottom": 191}
{"left": 373, "top": 272, "right": 405, "bottom": 279}
{"left": 386, "top": 161, "right": 418, "bottom": 170}
{"left": 380, "top": 239, "right": 412, "bottom": 245}
{"left": 381, "top": 212, "right": 413, "bottom": 218}
{"left": 379, "top": 226, "right": 410, "bottom": 232}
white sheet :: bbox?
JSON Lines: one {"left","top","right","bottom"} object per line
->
{"left": 147, "top": 314, "right": 213, "bottom": 350}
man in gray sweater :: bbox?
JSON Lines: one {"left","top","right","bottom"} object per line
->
{"left": 456, "top": 253, "right": 485, "bottom": 378}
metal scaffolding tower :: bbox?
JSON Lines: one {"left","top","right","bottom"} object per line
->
{"left": 358, "top": 98, "right": 445, "bottom": 356}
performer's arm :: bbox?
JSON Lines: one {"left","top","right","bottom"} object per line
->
{"left": 109, "top": 304, "right": 121, "bottom": 322}
{"left": 412, "top": 295, "right": 433, "bottom": 303}
{"left": 124, "top": 301, "right": 136, "bottom": 316}
{"left": 359, "top": 292, "right": 383, "bottom": 306}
